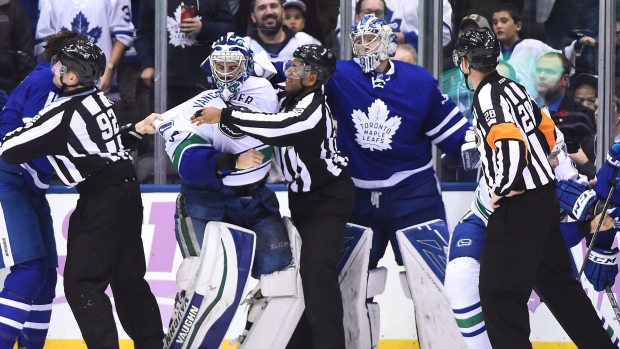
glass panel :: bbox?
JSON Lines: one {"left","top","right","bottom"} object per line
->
{"left": 440, "top": 0, "right": 600, "bottom": 182}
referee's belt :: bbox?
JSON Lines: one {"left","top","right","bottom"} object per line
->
{"left": 217, "top": 178, "right": 266, "bottom": 197}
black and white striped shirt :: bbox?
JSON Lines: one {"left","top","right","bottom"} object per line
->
{"left": 220, "top": 89, "right": 348, "bottom": 193}
{"left": 0, "top": 87, "right": 137, "bottom": 187}
{"left": 472, "top": 71, "right": 556, "bottom": 197}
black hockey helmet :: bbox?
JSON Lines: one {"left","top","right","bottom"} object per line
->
{"left": 59, "top": 39, "right": 106, "bottom": 86}
{"left": 293, "top": 44, "right": 336, "bottom": 84}
{"left": 453, "top": 27, "right": 500, "bottom": 70}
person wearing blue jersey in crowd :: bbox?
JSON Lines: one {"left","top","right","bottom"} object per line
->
{"left": 323, "top": 13, "right": 469, "bottom": 343}
{"left": 0, "top": 30, "right": 86, "bottom": 349}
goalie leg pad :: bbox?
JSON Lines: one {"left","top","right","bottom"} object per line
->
{"left": 396, "top": 219, "right": 467, "bottom": 349}
{"left": 445, "top": 257, "right": 491, "bottom": 349}
{"left": 239, "top": 217, "right": 304, "bottom": 349}
{"left": 338, "top": 223, "right": 376, "bottom": 349}
{"left": 164, "top": 222, "right": 255, "bottom": 349}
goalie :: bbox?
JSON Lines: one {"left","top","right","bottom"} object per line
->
{"left": 152, "top": 33, "right": 296, "bottom": 349}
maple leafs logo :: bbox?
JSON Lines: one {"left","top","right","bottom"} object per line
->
{"left": 61, "top": 12, "right": 102, "bottom": 44}
{"left": 167, "top": 3, "right": 203, "bottom": 48}
{"left": 352, "top": 99, "right": 401, "bottom": 151}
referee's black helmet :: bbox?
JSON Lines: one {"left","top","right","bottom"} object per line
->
{"left": 453, "top": 27, "right": 500, "bottom": 70}
{"left": 60, "top": 40, "right": 106, "bottom": 86}
{"left": 293, "top": 44, "right": 336, "bottom": 84}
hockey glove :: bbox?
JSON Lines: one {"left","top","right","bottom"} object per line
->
{"left": 593, "top": 143, "right": 620, "bottom": 206}
{"left": 585, "top": 247, "right": 620, "bottom": 292}
{"left": 555, "top": 180, "right": 589, "bottom": 218}
{"left": 570, "top": 188, "right": 597, "bottom": 221}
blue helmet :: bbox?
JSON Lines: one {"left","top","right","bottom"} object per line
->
{"left": 201, "top": 32, "right": 254, "bottom": 101}
{"left": 350, "top": 15, "right": 397, "bottom": 73}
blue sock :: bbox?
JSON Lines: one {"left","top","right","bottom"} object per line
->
{"left": 19, "top": 269, "right": 56, "bottom": 349}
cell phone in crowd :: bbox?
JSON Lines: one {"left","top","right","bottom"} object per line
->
{"left": 181, "top": 5, "right": 196, "bottom": 21}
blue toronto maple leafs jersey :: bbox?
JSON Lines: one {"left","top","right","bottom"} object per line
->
{"left": 0, "top": 62, "right": 57, "bottom": 194}
{"left": 325, "top": 60, "right": 469, "bottom": 189}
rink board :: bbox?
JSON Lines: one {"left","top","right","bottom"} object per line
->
{"left": 31, "top": 185, "right": 615, "bottom": 348}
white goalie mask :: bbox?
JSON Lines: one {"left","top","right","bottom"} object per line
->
{"left": 350, "top": 15, "right": 397, "bottom": 73}
{"left": 202, "top": 33, "right": 254, "bottom": 101}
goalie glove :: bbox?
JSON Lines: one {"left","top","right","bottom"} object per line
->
{"left": 585, "top": 247, "right": 620, "bottom": 292}
{"left": 461, "top": 127, "right": 480, "bottom": 171}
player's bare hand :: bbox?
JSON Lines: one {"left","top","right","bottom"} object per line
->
{"left": 135, "top": 113, "right": 163, "bottom": 134}
{"left": 98, "top": 69, "right": 113, "bottom": 93}
{"left": 236, "top": 149, "right": 264, "bottom": 170}
{"left": 590, "top": 211, "right": 617, "bottom": 233}
{"left": 191, "top": 107, "right": 222, "bottom": 125}
{"left": 180, "top": 18, "right": 202, "bottom": 36}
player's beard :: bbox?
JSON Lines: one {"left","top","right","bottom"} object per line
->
{"left": 257, "top": 14, "right": 283, "bottom": 37}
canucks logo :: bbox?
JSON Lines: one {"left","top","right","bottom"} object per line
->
{"left": 219, "top": 105, "right": 250, "bottom": 139}
{"left": 167, "top": 3, "right": 202, "bottom": 48}
{"left": 61, "top": 12, "right": 102, "bottom": 44}
{"left": 352, "top": 99, "right": 401, "bottom": 151}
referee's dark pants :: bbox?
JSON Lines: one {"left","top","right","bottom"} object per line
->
{"left": 479, "top": 183, "right": 615, "bottom": 349}
{"left": 286, "top": 171, "right": 355, "bottom": 349}
{"left": 64, "top": 161, "right": 164, "bottom": 349}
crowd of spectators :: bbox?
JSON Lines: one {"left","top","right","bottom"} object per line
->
{"left": 1, "top": 0, "right": 618, "bottom": 184}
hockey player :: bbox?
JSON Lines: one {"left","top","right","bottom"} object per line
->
{"left": 322, "top": 14, "right": 470, "bottom": 348}
{"left": 152, "top": 33, "right": 294, "bottom": 349}
{"left": 452, "top": 26, "right": 615, "bottom": 348}
{"left": 0, "top": 31, "right": 87, "bottom": 349}
{"left": 192, "top": 44, "right": 355, "bottom": 349}
{"left": 0, "top": 40, "right": 164, "bottom": 349}
{"left": 445, "top": 132, "right": 620, "bottom": 348}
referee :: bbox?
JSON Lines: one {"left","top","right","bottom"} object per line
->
{"left": 193, "top": 44, "right": 354, "bottom": 349}
{"left": 453, "top": 28, "right": 615, "bottom": 349}
{"left": 0, "top": 40, "right": 163, "bottom": 349}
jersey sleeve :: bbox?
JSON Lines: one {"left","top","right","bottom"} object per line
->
{"left": 423, "top": 83, "right": 470, "bottom": 160}
{"left": 109, "top": 0, "right": 135, "bottom": 48}
{"left": 34, "top": 0, "right": 56, "bottom": 56}
{"left": 0, "top": 103, "right": 70, "bottom": 164}
{"left": 220, "top": 92, "right": 326, "bottom": 147}
{"left": 158, "top": 95, "right": 224, "bottom": 189}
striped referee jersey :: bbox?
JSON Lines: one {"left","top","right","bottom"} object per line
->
{"left": 220, "top": 89, "right": 347, "bottom": 193}
{"left": 0, "top": 86, "right": 139, "bottom": 187}
{"left": 472, "top": 71, "right": 556, "bottom": 197}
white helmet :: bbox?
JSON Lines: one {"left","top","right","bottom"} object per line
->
{"left": 350, "top": 15, "right": 397, "bottom": 73}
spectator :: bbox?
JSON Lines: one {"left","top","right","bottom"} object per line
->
{"left": 16, "top": 0, "right": 37, "bottom": 36}
{"left": 491, "top": 3, "right": 588, "bottom": 98}
{"left": 539, "top": 0, "right": 599, "bottom": 50}
{"left": 392, "top": 43, "right": 417, "bottom": 64}
{"left": 135, "top": 0, "right": 234, "bottom": 108}
{"left": 282, "top": 0, "right": 306, "bottom": 33}
{"left": 337, "top": 0, "right": 453, "bottom": 50}
{"left": 0, "top": 0, "right": 36, "bottom": 108}
{"left": 573, "top": 73, "right": 597, "bottom": 111}
{"left": 35, "top": 0, "right": 136, "bottom": 93}
{"left": 244, "top": 0, "right": 319, "bottom": 61}
{"left": 535, "top": 52, "right": 597, "bottom": 179}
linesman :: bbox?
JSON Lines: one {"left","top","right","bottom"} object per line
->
{"left": 192, "top": 44, "right": 354, "bottom": 349}
{"left": 453, "top": 27, "right": 616, "bottom": 349}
